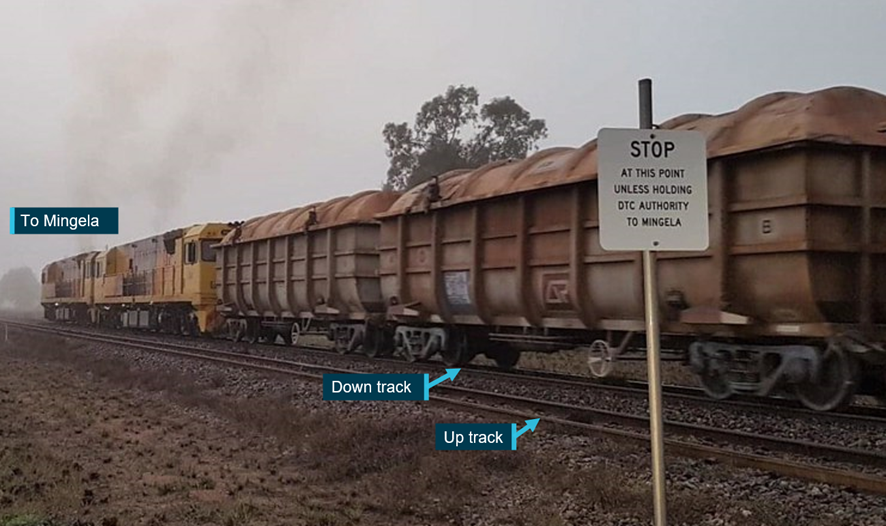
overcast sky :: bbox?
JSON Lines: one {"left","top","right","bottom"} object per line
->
{"left": 1, "top": 0, "right": 885, "bottom": 277}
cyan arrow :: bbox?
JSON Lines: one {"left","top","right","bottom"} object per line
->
{"left": 423, "top": 369, "right": 460, "bottom": 399}
{"left": 511, "top": 418, "right": 541, "bottom": 450}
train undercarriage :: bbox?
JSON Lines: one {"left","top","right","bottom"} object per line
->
{"left": 688, "top": 336, "right": 886, "bottom": 412}
{"left": 43, "top": 303, "right": 205, "bottom": 336}
{"left": 220, "top": 316, "right": 524, "bottom": 369}
{"left": 43, "top": 303, "right": 90, "bottom": 324}
{"left": 531, "top": 328, "right": 886, "bottom": 412}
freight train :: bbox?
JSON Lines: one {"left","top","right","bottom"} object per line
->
{"left": 41, "top": 86, "right": 886, "bottom": 411}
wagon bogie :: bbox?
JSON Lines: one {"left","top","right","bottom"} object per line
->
{"left": 362, "top": 323, "right": 394, "bottom": 358}
{"left": 688, "top": 337, "right": 868, "bottom": 411}
{"left": 330, "top": 323, "right": 366, "bottom": 354}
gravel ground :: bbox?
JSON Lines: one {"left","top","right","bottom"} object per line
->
{"left": 21, "top": 321, "right": 886, "bottom": 461}
{"left": 4, "top": 328, "right": 886, "bottom": 525}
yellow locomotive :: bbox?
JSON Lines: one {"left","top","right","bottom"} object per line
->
{"left": 41, "top": 251, "right": 99, "bottom": 323}
{"left": 41, "top": 222, "right": 231, "bottom": 334}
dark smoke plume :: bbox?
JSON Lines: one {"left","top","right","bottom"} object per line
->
{"left": 67, "top": 1, "right": 298, "bottom": 244}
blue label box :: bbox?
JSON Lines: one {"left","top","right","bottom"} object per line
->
{"left": 10, "top": 207, "right": 119, "bottom": 234}
{"left": 436, "top": 423, "right": 518, "bottom": 450}
{"left": 323, "top": 374, "right": 427, "bottom": 401}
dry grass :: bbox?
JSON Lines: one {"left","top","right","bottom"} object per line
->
{"left": 0, "top": 517, "right": 61, "bottom": 526}
{"left": 0, "top": 444, "right": 84, "bottom": 525}
{"left": 1, "top": 330, "right": 789, "bottom": 525}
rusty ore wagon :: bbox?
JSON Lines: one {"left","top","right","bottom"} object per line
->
{"left": 214, "top": 190, "right": 401, "bottom": 354}
{"left": 374, "top": 86, "right": 886, "bottom": 411}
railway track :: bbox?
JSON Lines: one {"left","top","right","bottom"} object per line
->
{"left": 83, "top": 321, "right": 886, "bottom": 425}
{"left": 6, "top": 319, "right": 886, "bottom": 496}
{"left": 8, "top": 317, "right": 886, "bottom": 429}
{"left": 157, "top": 322, "right": 886, "bottom": 424}
{"left": 403, "top": 354, "right": 886, "bottom": 425}
{"left": 40, "top": 318, "right": 886, "bottom": 425}
{"left": 470, "top": 366, "right": 886, "bottom": 424}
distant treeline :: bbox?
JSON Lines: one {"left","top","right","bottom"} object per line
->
{"left": 0, "top": 267, "right": 41, "bottom": 312}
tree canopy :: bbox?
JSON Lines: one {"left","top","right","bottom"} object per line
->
{"left": 0, "top": 266, "right": 41, "bottom": 312}
{"left": 382, "top": 85, "right": 548, "bottom": 191}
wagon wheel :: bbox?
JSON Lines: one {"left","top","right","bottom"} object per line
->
{"left": 179, "top": 317, "right": 191, "bottom": 337}
{"left": 491, "top": 346, "right": 520, "bottom": 370}
{"left": 283, "top": 322, "right": 300, "bottom": 347}
{"left": 228, "top": 321, "right": 244, "bottom": 342}
{"left": 363, "top": 326, "right": 388, "bottom": 358}
{"left": 334, "top": 332, "right": 352, "bottom": 355}
{"left": 441, "top": 331, "right": 471, "bottom": 367}
{"left": 173, "top": 316, "right": 183, "bottom": 335}
{"left": 794, "top": 343, "right": 859, "bottom": 412}
{"left": 190, "top": 317, "right": 202, "bottom": 338}
{"left": 363, "top": 327, "right": 381, "bottom": 358}
{"left": 261, "top": 329, "right": 277, "bottom": 344}
{"left": 587, "top": 340, "right": 615, "bottom": 378}
{"left": 697, "top": 361, "right": 734, "bottom": 400}
{"left": 246, "top": 320, "right": 261, "bottom": 345}
{"left": 395, "top": 333, "right": 416, "bottom": 363}
{"left": 875, "top": 371, "right": 886, "bottom": 407}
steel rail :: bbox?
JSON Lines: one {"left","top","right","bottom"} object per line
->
{"left": 13, "top": 316, "right": 886, "bottom": 422}
{"left": 6, "top": 317, "right": 886, "bottom": 425}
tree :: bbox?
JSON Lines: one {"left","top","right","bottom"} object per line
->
{"left": 0, "top": 267, "right": 41, "bottom": 312}
{"left": 382, "top": 85, "right": 548, "bottom": 191}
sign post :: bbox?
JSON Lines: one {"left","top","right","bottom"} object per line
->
{"left": 639, "top": 77, "right": 668, "bottom": 526}
{"left": 597, "top": 79, "right": 709, "bottom": 526}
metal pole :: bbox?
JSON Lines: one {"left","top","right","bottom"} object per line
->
{"left": 639, "top": 77, "right": 667, "bottom": 526}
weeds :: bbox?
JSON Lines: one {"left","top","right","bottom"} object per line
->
{"left": 156, "top": 482, "right": 183, "bottom": 496}
{"left": 219, "top": 501, "right": 258, "bottom": 526}
{"left": 0, "top": 516, "right": 54, "bottom": 526}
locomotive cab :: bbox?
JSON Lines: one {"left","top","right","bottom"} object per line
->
{"left": 180, "top": 223, "right": 231, "bottom": 334}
